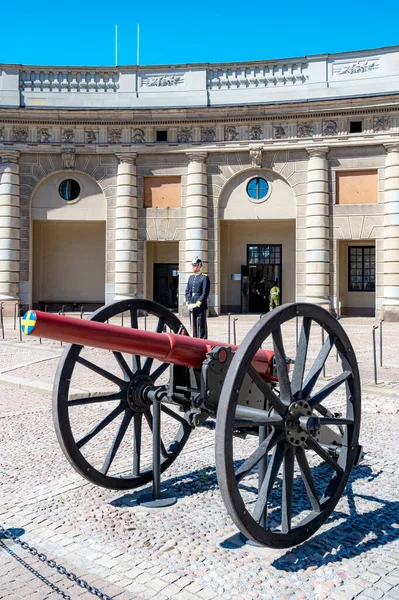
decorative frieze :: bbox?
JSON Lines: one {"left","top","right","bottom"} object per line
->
{"left": 62, "top": 128, "right": 75, "bottom": 143}
{"left": 332, "top": 60, "right": 379, "bottom": 76}
{"left": 374, "top": 116, "right": 391, "bottom": 132}
{"left": 142, "top": 75, "right": 184, "bottom": 87}
{"left": 177, "top": 127, "right": 193, "bottom": 143}
{"left": 297, "top": 122, "right": 313, "bottom": 138}
{"left": 85, "top": 129, "right": 97, "bottom": 144}
{"left": 323, "top": 120, "right": 338, "bottom": 136}
{"left": 38, "top": 127, "right": 51, "bottom": 143}
{"left": 132, "top": 128, "right": 145, "bottom": 143}
{"left": 224, "top": 126, "right": 239, "bottom": 142}
{"left": 208, "top": 62, "right": 307, "bottom": 89}
{"left": 249, "top": 125, "right": 263, "bottom": 141}
{"left": 20, "top": 70, "right": 119, "bottom": 93}
{"left": 0, "top": 127, "right": 4, "bottom": 142}
{"left": 108, "top": 128, "right": 122, "bottom": 144}
{"left": 273, "top": 125, "right": 286, "bottom": 139}
{"left": 13, "top": 127, "right": 28, "bottom": 142}
{"left": 201, "top": 127, "right": 216, "bottom": 143}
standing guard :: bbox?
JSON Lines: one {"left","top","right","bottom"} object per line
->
{"left": 185, "top": 257, "right": 211, "bottom": 338}
{"left": 269, "top": 282, "right": 280, "bottom": 311}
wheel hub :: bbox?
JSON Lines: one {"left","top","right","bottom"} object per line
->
{"left": 126, "top": 374, "right": 153, "bottom": 412}
{"left": 285, "top": 401, "right": 320, "bottom": 447}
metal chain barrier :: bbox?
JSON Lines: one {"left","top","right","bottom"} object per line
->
{"left": 0, "top": 525, "right": 112, "bottom": 600}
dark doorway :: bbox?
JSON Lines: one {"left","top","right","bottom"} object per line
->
{"left": 153, "top": 264, "right": 179, "bottom": 310}
{"left": 241, "top": 244, "right": 282, "bottom": 313}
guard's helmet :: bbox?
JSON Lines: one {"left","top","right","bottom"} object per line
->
{"left": 192, "top": 257, "right": 202, "bottom": 265}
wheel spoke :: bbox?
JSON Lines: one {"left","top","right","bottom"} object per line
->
{"left": 133, "top": 412, "right": 142, "bottom": 476}
{"left": 144, "top": 409, "right": 168, "bottom": 458}
{"left": 68, "top": 391, "right": 125, "bottom": 407}
{"left": 296, "top": 447, "right": 321, "bottom": 512}
{"left": 76, "top": 356, "right": 128, "bottom": 389}
{"left": 76, "top": 404, "right": 125, "bottom": 449}
{"left": 302, "top": 334, "right": 336, "bottom": 399}
{"left": 252, "top": 443, "right": 285, "bottom": 524}
{"left": 272, "top": 327, "right": 293, "bottom": 404}
{"left": 247, "top": 364, "right": 287, "bottom": 417}
{"left": 161, "top": 404, "right": 187, "bottom": 425}
{"left": 235, "top": 430, "right": 284, "bottom": 483}
{"left": 308, "top": 371, "right": 352, "bottom": 408}
{"left": 113, "top": 351, "right": 134, "bottom": 380}
{"left": 306, "top": 436, "right": 343, "bottom": 474}
{"left": 151, "top": 362, "right": 169, "bottom": 383}
{"left": 101, "top": 410, "right": 133, "bottom": 475}
{"left": 281, "top": 446, "right": 294, "bottom": 533}
{"left": 129, "top": 307, "right": 141, "bottom": 373}
{"left": 143, "top": 317, "right": 166, "bottom": 375}
{"left": 291, "top": 317, "right": 312, "bottom": 397}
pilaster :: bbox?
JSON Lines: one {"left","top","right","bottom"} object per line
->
{"left": 0, "top": 150, "right": 20, "bottom": 307}
{"left": 381, "top": 143, "right": 399, "bottom": 320}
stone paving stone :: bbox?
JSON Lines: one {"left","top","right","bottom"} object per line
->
{"left": 146, "top": 577, "right": 170, "bottom": 592}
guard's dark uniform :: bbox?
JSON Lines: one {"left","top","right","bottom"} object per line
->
{"left": 185, "top": 271, "right": 211, "bottom": 338}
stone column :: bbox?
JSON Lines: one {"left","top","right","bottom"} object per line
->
{"left": 115, "top": 153, "right": 138, "bottom": 298}
{"left": 305, "top": 146, "right": 330, "bottom": 307}
{"left": 185, "top": 151, "right": 208, "bottom": 267}
{"left": 381, "top": 144, "right": 399, "bottom": 320}
{"left": 0, "top": 150, "right": 20, "bottom": 308}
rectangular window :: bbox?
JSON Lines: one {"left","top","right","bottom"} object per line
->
{"left": 156, "top": 130, "right": 168, "bottom": 142}
{"left": 348, "top": 246, "right": 375, "bottom": 292}
{"left": 336, "top": 170, "right": 378, "bottom": 204}
{"left": 247, "top": 244, "right": 282, "bottom": 265}
{"left": 143, "top": 176, "right": 181, "bottom": 208}
{"left": 349, "top": 121, "right": 362, "bottom": 133}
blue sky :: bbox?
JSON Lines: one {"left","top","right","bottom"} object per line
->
{"left": 1, "top": 0, "right": 399, "bottom": 67}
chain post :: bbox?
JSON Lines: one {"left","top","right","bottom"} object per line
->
{"left": 233, "top": 318, "right": 238, "bottom": 345}
{"left": 372, "top": 325, "right": 379, "bottom": 384}
{"left": 380, "top": 319, "right": 383, "bottom": 367}
{"left": 0, "top": 302, "right": 4, "bottom": 340}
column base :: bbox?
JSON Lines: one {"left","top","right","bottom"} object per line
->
{"left": 305, "top": 298, "right": 331, "bottom": 311}
{"left": 380, "top": 305, "right": 399, "bottom": 322}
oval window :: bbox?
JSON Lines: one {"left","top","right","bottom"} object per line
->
{"left": 247, "top": 177, "right": 269, "bottom": 201}
{"left": 59, "top": 179, "right": 81, "bottom": 201}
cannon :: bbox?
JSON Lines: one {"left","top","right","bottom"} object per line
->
{"left": 21, "top": 299, "right": 361, "bottom": 549}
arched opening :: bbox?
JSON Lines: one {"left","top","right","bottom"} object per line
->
{"left": 219, "top": 169, "right": 297, "bottom": 313}
{"left": 31, "top": 171, "right": 106, "bottom": 310}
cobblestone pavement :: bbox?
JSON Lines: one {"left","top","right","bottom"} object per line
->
{"left": 1, "top": 311, "right": 399, "bottom": 600}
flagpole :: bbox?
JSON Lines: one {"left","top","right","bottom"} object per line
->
{"left": 115, "top": 24, "right": 118, "bottom": 66}
{"left": 137, "top": 23, "right": 140, "bottom": 66}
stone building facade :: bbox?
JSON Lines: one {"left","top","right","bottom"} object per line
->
{"left": 1, "top": 45, "right": 399, "bottom": 318}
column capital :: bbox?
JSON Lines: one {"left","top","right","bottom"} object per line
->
{"left": 186, "top": 151, "right": 207, "bottom": 163}
{"left": 116, "top": 152, "right": 137, "bottom": 165}
{"left": 0, "top": 150, "right": 20, "bottom": 164}
{"left": 384, "top": 143, "right": 399, "bottom": 154}
{"left": 306, "top": 146, "right": 329, "bottom": 158}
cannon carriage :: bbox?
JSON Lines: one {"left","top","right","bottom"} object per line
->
{"left": 22, "top": 299, "right": 362, "bottom": 549}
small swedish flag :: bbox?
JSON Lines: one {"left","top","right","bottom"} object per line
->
{"left": 21, "top": 310, "right": 37, "bottom": 335}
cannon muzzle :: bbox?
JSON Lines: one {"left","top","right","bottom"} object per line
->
{"left": 22, "top": 310, "right": 274, "bottom": 378}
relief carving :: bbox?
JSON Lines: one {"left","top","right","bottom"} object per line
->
{"left": 334, "top": 60, "right": 379, "bottom": 75}
{"left": 374, "top": 116, "right": 391, "bottom": 133}
{"left": 108, "top": 128, "right": 122, "bottom": 144}
{"left": 132, "top": 128, "right": 145, "bottom": 143}
{"left": 273, "top": 125, "right": 286, "bottom": 139}
{"left": 177, "top": 127, "right": 193, "bottom": 143}
{"left": 142, "top": 74, "right": 184, "bottom": 87}
{"left": 13, "top": 127, "right": 29, "bottom": 142}
{"left": 38, "top": 127, "right": 51, "bottom": 143}
{"left": 224, "top": 126, "right": 239, "bottom": 142}
{"left": 323, "top": 120, "right": 337, "bottom": 136}
{"left": 85, "top": 129, "right": 97, "bottom": 144}
{"left": 201, "top": 127, "right": 216, "bottom": 143}
{"left": 62, "top": 128, "right": 75, "bottom": 143}
{"left": 297, "top": 122, "right": 313, "bottom": 138}
{"left": 249, "top": 125, "right": 263, "bottom": 141}
{"left": 61, "top": 147, "right": 76, "bottom": 170}
{"left": 249, "top": 145, "right": 263, "bottom": 168}
{"left": 0, "top": 127, "right": 4, "bottom": 141}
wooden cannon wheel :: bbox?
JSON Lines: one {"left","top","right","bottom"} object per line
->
{"left": 53, "top": 299, "right": 192, "bottom": 490}
{"left": 215, "top": 303, "right": 361, "bottom": 548}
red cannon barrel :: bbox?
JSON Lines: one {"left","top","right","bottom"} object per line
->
{"left": 21, "top": 310, "right": 274, "bottom": 378}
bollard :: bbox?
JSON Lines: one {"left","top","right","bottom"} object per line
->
{"left": 61, "top": 305, "right": 66, "bottom": 316}
{"left": 380, "top": 319, "right": 383, "bottom": 367}
{"left": 233, "top": 318, "right": 238, "bottom": 345}
{"left": 18, "top": 309, "right": 22, "bottom": 341}
{"left": 80, "top": 306, "right": 84, "bottom": 320}
{"left": 59, "top": 310, "right": 63, "bottom": 346}
{"left": 13, "top": 302, "right": 19, "bottom": 330}
{"left": 144, "top": 312, "right": 147, "bottom": 331}
{"left": 121, "top": 311, "right": 124, "bottom": 327}
{"left": 0, "top": 303, "right": 4, "bottom": 340}
{"left": 296, "top": 316, "right": 299, "bottom": 349}
{"left": 372, "top": 325, "right": 379, "bottom": 385}
{"left": 321, "top": 328, "right": 326, "bottom": 377}
{"left": 228, "top": 313, "right": 231, "bottom": 344}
